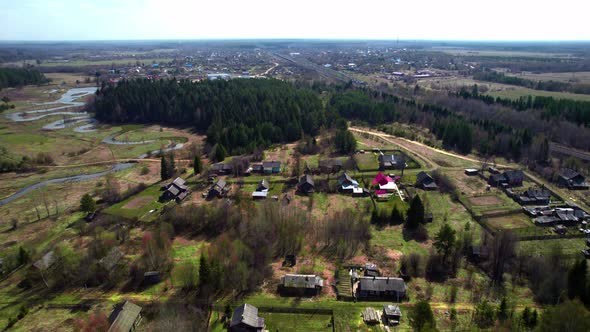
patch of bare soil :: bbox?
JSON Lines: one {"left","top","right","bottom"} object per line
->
{"left": 468, "top": 195, "right": 502, "bottom": 206}
{"left": 350, "top": 254, "right": 369, "bottom": 266}
{"left": 123, "top": 196, "right": 153, "bottom": 209}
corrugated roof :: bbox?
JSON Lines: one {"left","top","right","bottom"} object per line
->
{"left": 108, "top": 301, "right": 142, "bottom": 332}
{"left": 281, "top": 274, "right": 323, "bottom": 289}
{"left": 359, "top": 276, "right": 406, "bottom": 293}
{"left": 230, "top": 303, "right": 264, "bottom": 329}
{"left": 33, "top": 251, "right": 55, "bottom": 270}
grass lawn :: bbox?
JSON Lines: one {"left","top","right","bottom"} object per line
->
{"left": 36, "top": 57, "right": 175, "bottom": 67}
{"left": 262, "top": 312, "right": 333, "bottom": 331}
{"left": 354, "top": 153, "right": 380, "bottom": 171}
{"left": 486, "top": 87, "right": 590, "bottom": 102}
{"left": 102, "top": 184, "right": 167, "bottom": 220}
{"left": 485, "top": 213, "right": 532, "bottom": 230}
{"left": 517, "top": 237, "right": 586, "bottom": 256}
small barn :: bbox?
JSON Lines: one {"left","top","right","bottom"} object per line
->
{"left": 383, "top": 305, "right": 402, "bottom": 325}
{"left": 33, "top": 251, "right": 56, "bottom": 271}
{"left": 362, "top": 307, "right": 380, "bottom": 325}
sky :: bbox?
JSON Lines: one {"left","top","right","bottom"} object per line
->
{"left": 0, "top": 0, "right": 589, "bottom": 41}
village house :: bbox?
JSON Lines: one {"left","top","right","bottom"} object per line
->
{"left": 251, "top": 161, "right": 281, "bottom": 174}
{"left": 488, "top": 170, "right": 525, "bottom": 187}
{"left": 208, "top": 179, "right": 229, "bottom": 199}
{"left": 383, "top": 304, "right": 402, "bottom": 325}
{"left": 319, "top": 159, "right": 343, "bottom": 173}
{"left": 415, "top": 171, "right": 438, "bottom": 190}
{"left": 373, "top": 173, "right": 398, "bottom": 193}
{"left": 159, "top": 177, "right": 190, "bottom": 202}
{"left": 209, "top": 163, "right": 233, "bottom": 175}
{"left": 279, "top": 274, "right": 324, "bottom": 296}
{"left": 558, "top": 169, "right": 589, "bottom": 190}
{"left": 517, "top": 188, "right": 551, "bottom": 206}
{"left": 297, "top": 174, "right": 315, "bottom": 194}
{"left": 108, "top": 301, "right": 142, "bottom": 332}
{"left": 378, "top": 154, "right": 406, "bottom": 170}
{"left": 338, "top": 173, "right": 359, "bottom": 192}
{"left": 252, "top": 179, "right": 269, "bottom": 200}
{"left": 357, "top": 276, "right": 407, "bottom": 301}
{"left": 229, "top": 303, "right": 265, "bottom": 332}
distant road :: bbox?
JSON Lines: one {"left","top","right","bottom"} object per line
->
{"left": 270, "top": 52, "right": 354, "bottom": 83}
{"left": 549, "top": 142, "right": 590, "bottom": 162}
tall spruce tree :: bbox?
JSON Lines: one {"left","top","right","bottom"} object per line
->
{"left": 160, "top": 153, "right": 170, "bottom": 180}
{"left": 194, "top": 154, "right": 203, "bottom": 175}
{"left": 406, "top": 195, "right": 425, "bottom": 229}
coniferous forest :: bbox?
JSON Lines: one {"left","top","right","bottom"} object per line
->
{"left": 92, "top": 78, "right": 327, "bottom": 154}
{"left": 0, "top": 68, "right": 48, "bottom": 90}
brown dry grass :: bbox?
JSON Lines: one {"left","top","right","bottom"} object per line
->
{"left": 468, "top": 195, "right": 502, "bottom": 206}
{"left": 123, "top": 196, "right": 153, "bottom": 209}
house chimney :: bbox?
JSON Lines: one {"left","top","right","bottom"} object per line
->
{"left": 387, "top": 277, "right": 389, "bottom": 284}
{"left": 373, "top": 276, "right": 375, "bottom": 280}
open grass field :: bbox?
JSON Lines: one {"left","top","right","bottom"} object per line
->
{"left": 354, "top": 153, "right": 380, "bottom": 171}
{"left": 261, "top": 312, "right": 334, "bottom": 332}
{"left": 437, "top": 49, "right": 571, "bottom": 58}
{"left": 102, "top": 184, "right": 167, "bottom": 221}
{"left": 486, "top": 87, "right": 590, "bottom": 101}
{"left": 485, "top": 213, "right": 532, "bottom": 230}
{"left": 517, "top": 237, "right": 587, "bottom": 256}
{"left": 36, "top": 58, "right": 175, "bottom": 67}
{"left": 503, "top": 71, "right": 590, "bottom": 85}
{"left": 467, "top": 195, "right": 502, "bottom": 206}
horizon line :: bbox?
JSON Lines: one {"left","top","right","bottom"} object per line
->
{"left": 1, "top": 38, "right": 590, "bottom": 44}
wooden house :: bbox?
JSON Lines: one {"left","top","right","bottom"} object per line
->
{"left": 378, "top": 154, "right": 406, "bottom": 170}
{"left": 297, "top": 175, "right": 315, "bottom": 194}
{"left": 208, "top": 179, "right": 228, "bottom": 199}
{"left": 415, "top": 171, "right": 437, "bottom": 190}
{"left": 319, "top": 159, "right": 343, "bottom": 173}
{"left": 160, "top": 177, "right": 190, "bottom": 202}
{"left": 229, "top": 304, "right": 265, "bottom": 332}
{"left": 357, "top": 276, "right": 406, "bottom": 301}
{"left": 558, "top": 169, "right": 589, "bottom": 190}
{"left": 279, "top": 274, "right": 323, "bottom": 296}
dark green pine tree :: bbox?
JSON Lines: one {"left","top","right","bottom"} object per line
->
{"left": 160, "top": 153, "right": 170, "bottom": 180}
{"left": 193, "top": 154, "right": 203, "bottom": 175}
{"left": 406, "top": 195, "right": 425, "bottom": 229}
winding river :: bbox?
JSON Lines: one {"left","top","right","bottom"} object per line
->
{"left": 0, "top": 163, "right": 136, "bottom": 207}
{"left": 1, "top": 87, "right": 187, "bottom": 206}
